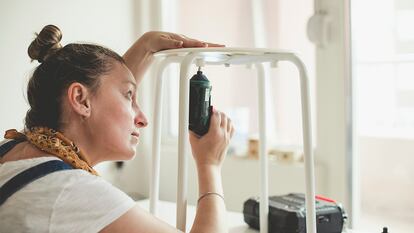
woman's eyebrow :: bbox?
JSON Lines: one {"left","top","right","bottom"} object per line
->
{"left": 123, "top": 80, "right": 137, "bottom": 90}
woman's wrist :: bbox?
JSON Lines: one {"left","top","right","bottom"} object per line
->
{"left": 137, "top": 32, "right": 156, "bottom": 54}
{"left": 196, "top": 163, "right": 221, "bottom": 173}
{"left": 196, "top": 164, "right": 223, "bottom": 195}
{"left": 197, "top": 192, "right": 225, "bottom": 206}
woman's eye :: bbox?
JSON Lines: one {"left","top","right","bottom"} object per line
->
{"left": 126, "top": 91, "right": 133, "bottom": 99}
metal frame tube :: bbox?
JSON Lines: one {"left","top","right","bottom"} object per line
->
{"left": 263, "top": 53, "right": 316, "bottom": 233}
{"left": 256, "top": 63, "right": 269, "bottom": 233}
{"left": 288, "top": 54, "right": 317, "bottom": 233}
{"left": 150, "top": 57, "right": 177, "bottom": 216}
{"left": 177, "top": 53, "right": 197, "bottom": 231}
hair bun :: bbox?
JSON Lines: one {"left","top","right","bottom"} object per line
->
{"left": 28, "top": 25, "right": 63, "bottom": 63}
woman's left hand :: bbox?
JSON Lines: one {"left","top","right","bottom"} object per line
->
{"left": 140, "top": 31, "right": 225, "bottom": 53}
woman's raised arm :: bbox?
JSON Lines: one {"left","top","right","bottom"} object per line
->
{"left": 122, "top": 31, "right": 224, "bottom": 84}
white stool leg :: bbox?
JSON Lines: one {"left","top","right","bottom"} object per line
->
{"left": 177, "top": 54, "right": 197, "bottom": 231}
{"left": 291, "top": 55, "right": 317, "bottom": 233}
{"left": 150, "top": 58, "right": 175, "bottom": 216}
{"left": 256, "top": 63, "right": 269, "bottom": 233}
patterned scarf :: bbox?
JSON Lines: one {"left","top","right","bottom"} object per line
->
{"left": 4, "top": 127, "right": 99, "bottom": 176}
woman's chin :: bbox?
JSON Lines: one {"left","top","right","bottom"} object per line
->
{"left": 125, "top": 148, "right": 137, "bottom": 160}
{"left": 127, "top": 152, "right": 137, "bottom": 160}
{"left": 108, "top": 147, "right": 137, "bottom": 161}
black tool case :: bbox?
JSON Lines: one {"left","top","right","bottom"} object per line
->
{"left": 243, "top": 193, "right": 347, "bottom": 233}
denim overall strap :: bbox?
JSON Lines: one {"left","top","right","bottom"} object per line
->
{"left": 0, "top": 138, "right": 26, "bottom": 157}
{"left": 0, "top": 140, "right": 73, "bottom": 206}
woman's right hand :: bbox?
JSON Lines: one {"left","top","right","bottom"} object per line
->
{"left": 189, "top": 107, "right": 234, "bottom": 168}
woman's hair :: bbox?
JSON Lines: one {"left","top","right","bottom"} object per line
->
{"left": 25, "top": 25, "right": 125, "bottom": 130}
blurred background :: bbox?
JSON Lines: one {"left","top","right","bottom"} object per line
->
{"left": 1, "top": 0, "right": 413, "bottom": 232}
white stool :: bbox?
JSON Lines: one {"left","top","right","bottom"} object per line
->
{"left": 149, "top": 48, "right": 316, "bottom": 233}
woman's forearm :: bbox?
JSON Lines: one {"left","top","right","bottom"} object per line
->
{"left": 122, "top": 35, "right": 154, "bottom": 85}
{"left": 190, "top": 165, "right": 228, "bottom": 233}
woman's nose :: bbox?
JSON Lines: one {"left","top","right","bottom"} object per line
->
{"left": 134, "top": 109, "right": 148, "bottom": 128}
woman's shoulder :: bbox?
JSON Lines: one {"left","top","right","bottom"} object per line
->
{"left": 0, "top": 156, "right": 85, "bottom": 184}
{"left": 45, "top": 160, "right": 137, "bottom": 233}
{"left": 0, "top": 156, "right": 110, "bottom": 203}
{"left": 0, "top": 156, "right": 136, "bottom": 233}
{"left": 3, "top": 156, "right": 121, "bottom": 191}
{"left": 0, "top": 156, "right": 125, "bottom": 200}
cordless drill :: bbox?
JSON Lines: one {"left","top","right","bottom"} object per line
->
{"left": 189, "top": 67, "right": 212, "bottom": 137}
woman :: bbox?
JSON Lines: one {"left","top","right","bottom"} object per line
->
{"left": 0, "top": 25, "right": 234, "bottom": 233}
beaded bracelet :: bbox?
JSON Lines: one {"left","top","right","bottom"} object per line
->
{"left": 197, "top": 192, "right": 225, "bottom": 205}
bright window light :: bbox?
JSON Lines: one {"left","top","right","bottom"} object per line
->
{"left": 396, "top": 10, "right": 414, "bottom": 41}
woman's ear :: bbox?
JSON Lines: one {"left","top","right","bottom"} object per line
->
{"left": 66, "top": 82, "right": 92, "bottom": 118}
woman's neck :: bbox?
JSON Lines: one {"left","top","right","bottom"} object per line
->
{"left": 60, "top": 125, "right": 101, "bottom": 167}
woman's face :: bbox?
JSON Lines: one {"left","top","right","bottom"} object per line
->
{"left": 85, "top": 61, "right": 147, "bottom": 162}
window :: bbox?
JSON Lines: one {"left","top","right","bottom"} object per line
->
{"left": 354, "top": 0, "right": 414, "bottom": 139}
{"left": 353, "top": 0, "right": 414, "bottom": 231}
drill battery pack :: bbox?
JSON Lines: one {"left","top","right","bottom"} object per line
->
{"left": 243, "top": 193, "right": 347, "bottom": 233}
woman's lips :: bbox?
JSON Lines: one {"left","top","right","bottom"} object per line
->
{"left": 131, "top": 132, "right": 140, "bottom": 138}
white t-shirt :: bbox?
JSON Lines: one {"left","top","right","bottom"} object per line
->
{"left": 0, "top": 156, "right": 136, "bottom": 233}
